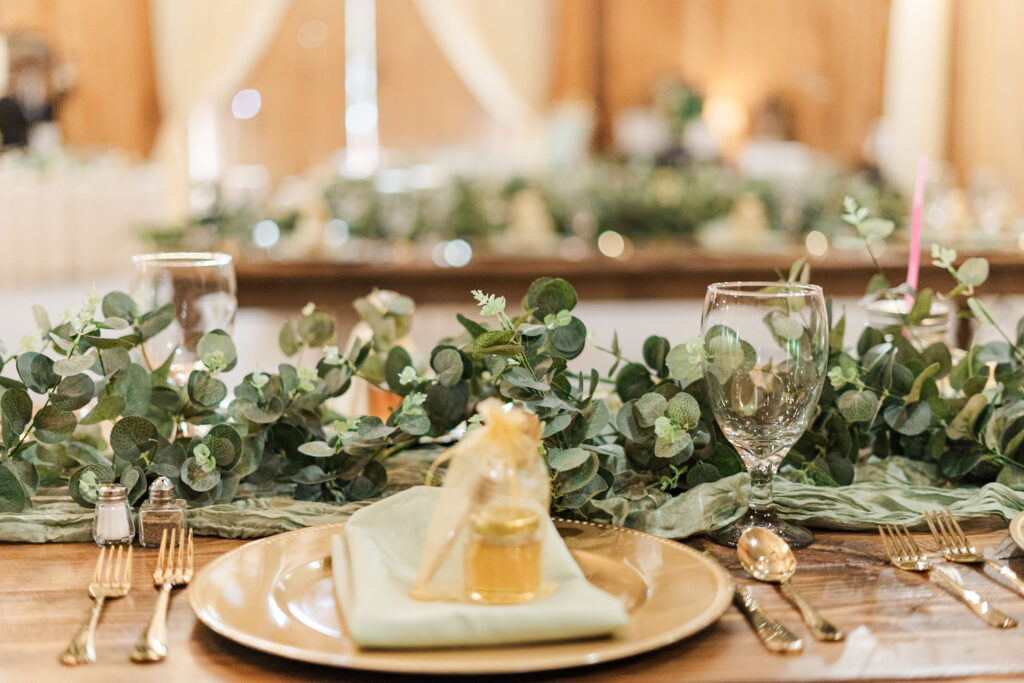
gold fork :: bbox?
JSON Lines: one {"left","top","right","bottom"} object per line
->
{"left": 924, "top": 509, "right": 1024, "bottom": 598}
{"left": 878, "top": 523, "right": 1016, "bottom": 629}
{"left": 131, "top": 528, "right": 194, "bottom": 663}
{"left": 60, "top": 545, "right": 133, "bottom": 665}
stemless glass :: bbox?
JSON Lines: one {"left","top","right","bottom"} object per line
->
{"left": 131, "top": 253, "right": 237, "bottom": 386}
{"left": 701, "top": 282, "right": 828, "bottom": 548}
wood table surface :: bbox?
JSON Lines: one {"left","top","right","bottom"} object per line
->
{"left": 233, "top": 244, "right": 1024, "bottom": 310}
{"left": 4, "top": 518, "right": 1024, "bottom": 682}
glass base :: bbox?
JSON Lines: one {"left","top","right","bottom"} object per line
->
{"left": 707, "top": 505, "right": 814, "bottom": 549}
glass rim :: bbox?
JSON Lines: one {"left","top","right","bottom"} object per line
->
{"left": 131, "top": 252, "right": 233, "bottom": 267}
{"left": 706, "top": 281, "right": 823, "bottom": 298}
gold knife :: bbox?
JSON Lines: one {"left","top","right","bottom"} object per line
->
{"left": 732, "top": 582, "right": 805, "bottom": 654}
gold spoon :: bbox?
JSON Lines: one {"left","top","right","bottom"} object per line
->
{"left": 737, "top": 527, "right": 845, "bottom": 641}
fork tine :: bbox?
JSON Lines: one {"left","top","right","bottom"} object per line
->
{"left": 105, "top": 546, "right": 117, "bottom": 585}
{"left": 944, "top": 509, "right": 972, "bottom": 550}
{"left": 903, "top": 525, "right": 925, "bottom": 558}
{"left": 924, "top": 511, "right": 948, "bottom": 552}
{"left": 123, "top": 546, "right": 133, "bottom": 587}
{"left": 878, "top": 526, "right": 896, "bottom": 560}
{"left": 156, "top": 527, "right": 168, "bottom": 580}
{"left": 186, "top": 529, "right": 194, "bottom": 574}
{"left": 934, "top": 511, "right": 958, "bottom": 552}
{"left": 176, "top": 527, "right": 185, "bottom": 575}
{"left": 93, "top": 546, "right": 106, "bottom": 584}
{"left": 887, "top": 524, "right": 909, "bottom": 558}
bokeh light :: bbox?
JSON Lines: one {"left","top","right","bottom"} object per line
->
{"left": 231, "top": 89, "right": 262, "bottom": 120}
{"left": 597, "top": 230, "right": 626, "bottom": 258}
{"left": 252, "top": 219, "right": 280, "bottom": 249}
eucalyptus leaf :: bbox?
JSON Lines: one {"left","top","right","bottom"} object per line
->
{"left": 137, "top": 303, "right": 174, "bottom": 340}
{"left": 958, "top": 257, "right": 990, "bottom": 287}
{"left": 17, "top": 352, "right": 59, "bottom": 394}
{"left": 181, "top": 456, "right": 222, "bottom": 492}
{"left": 102, "top": 291, "right": 137, "bottom": 321}
{"left": 431, "top": 347, "right": 464, "bottom": 387}
{"left": 51, "top": 373, "right": 95, "bottom": 411}
{"left": 0, "top": 463, "right": 28, "bottom": 512}
{"left": 1, "top": 388, "right": 32, "bottom": 447}
{"left": 198, "top": 329, "right": 238, "bottom": 372}
{"left": 298, "top": 441, "right": 336, "bottom": 458}
{"left": 33, "top": 406, "right": 77, "bottom": 444}
{"left": 109, "top": 416, "right": 159, "bottom": 462}
{"left": 547, "top": 447, "right": 590, "bottom": 472}
{"left": 68, "top": 463, "right": 115, "bottom": 508}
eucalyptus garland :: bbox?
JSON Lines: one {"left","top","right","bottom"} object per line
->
{"left": 0, "top": 198, "right": 1021, "bottom": 524}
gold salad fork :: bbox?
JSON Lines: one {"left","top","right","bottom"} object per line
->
{"left": 878, "top": 523, "right": 1016, "bottom": 629}
{"left": 924, "top": 509, "right": 1024, "bottom": 597}
{"left": 60, "top": 545, "right": 133, "bottom": 665}
{"left": 131, "top": 528, "right": 194, "bottom": 663}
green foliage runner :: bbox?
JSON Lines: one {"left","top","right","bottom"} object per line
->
{"left": 1, "top": 198, "right": 1023, "bottom": 525}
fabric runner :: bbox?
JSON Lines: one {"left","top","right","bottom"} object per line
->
{"left": 3, "top": 456, "right": 1023, "bottom": 543}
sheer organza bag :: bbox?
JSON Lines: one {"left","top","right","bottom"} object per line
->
{"left": 411, "top": 398, "right": 552, "bottom": 604}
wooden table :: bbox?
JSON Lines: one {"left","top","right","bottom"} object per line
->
{"left": 4, "top": 519, "right": 1024, "bottom": 681}
{"left": 234, "top": 244, "right": 1024, "bottom": 310}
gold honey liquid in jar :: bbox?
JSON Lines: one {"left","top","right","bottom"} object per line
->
{"left": 465, "top": 505, "right": 542, "bottom": 604}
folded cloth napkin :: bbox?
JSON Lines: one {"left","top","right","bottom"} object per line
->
{"left": 331, "top": 486, "right": 630, "bottom": 649}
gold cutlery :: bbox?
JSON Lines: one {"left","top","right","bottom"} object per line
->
{"left": 737, "top": 527, "right": 845, "bottom": 641}
{"left": 60, "top": 545, "right": 133, "bottom": 665}
{"left": 131, "top": 528, "right": 194, "bottom": 663}
{"left": 878, "top": 523, "right": 1016, "bottom": 629}
{"left": 732, "top": 581, "right": 805, "bottom": 653}
{"left": 924, "top": 509, "right": 1024, "bottom": 597}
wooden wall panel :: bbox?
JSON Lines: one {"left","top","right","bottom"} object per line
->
{"left": 376, "top": 0, "right": 496, "bottom": 151}
{"left": 218, "top": 0, "right": 347, "bottom": 182}
{"left": 0, "top": 0, "right": 159, "bottom": 157}
{"left": 948, "top": 0, "right": 1024, "bottom": 212}
{"left": 552, "top": 0, "right": 890, "bottom": 163}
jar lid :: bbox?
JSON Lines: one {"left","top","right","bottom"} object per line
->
{"left": 149, "top": 475, "right": 174, "bottom": 501}
{"left": 97, "top": 483, "right": 127, "bottom": 503}
{"left": 473, "top": 506, "right": 540, "bottom": 536}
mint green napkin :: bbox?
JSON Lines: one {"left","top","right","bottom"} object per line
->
{"left": 331, "top": 486, "right": 630, "bottom": 649}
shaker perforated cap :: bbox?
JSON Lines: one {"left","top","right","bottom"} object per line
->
{"left": 96, "top": 483, "right": 127, "bottom": 503}
{"left": 149, "top": 475, "right": 174, "bottom": 502}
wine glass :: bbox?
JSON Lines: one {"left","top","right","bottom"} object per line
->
{"left": 131, "top": 252, "right": 237, "bottom": 386}
{"left": 700, "top": 282, "right": 828, "bottom": 548}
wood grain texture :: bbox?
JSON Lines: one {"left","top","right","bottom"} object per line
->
{"left": 0, "top": 0, "right": 160, "bottom": 157}
{"left": 551, "top": 0, "right": 890, "bottom": 163}
{"left": 947, "top": 0, "right": 1024, "bottom": 214}
{"left": 219, "top": 0, "right": 347, "bottom": 182}
{"left": 3, "top": 519, "right": 1024, "bottom": 681}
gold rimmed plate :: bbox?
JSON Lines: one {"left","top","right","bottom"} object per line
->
{"left": 1010, "top": 510, "right": 1024, "bottom": 551}
{"left": 188, "top": 519, "right": 732, "bottom": 675}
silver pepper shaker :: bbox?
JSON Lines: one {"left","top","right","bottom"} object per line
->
{"left": 138, "top": 476, "right": 187, "bottom": 548}
{"left": 92, "top": 483, "right": 135, "bottom": 546}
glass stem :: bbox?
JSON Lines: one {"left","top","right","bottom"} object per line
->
{"left": 748, "top": 462, "right": 776, "bottom": 513}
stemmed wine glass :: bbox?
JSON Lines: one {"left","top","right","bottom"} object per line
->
{"left": 131, "top": 252, "right": 237, "bottom": 386}
{"left": 700, "top": 282, "right": 828, "bottom": 548}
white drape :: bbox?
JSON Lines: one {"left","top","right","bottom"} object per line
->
{"left": 149, "top": 0, "right": 291, "bottom": 219}
{"left": 412, "top": 0, "right": 555, "bottom": 135}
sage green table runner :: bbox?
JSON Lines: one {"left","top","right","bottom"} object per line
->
{"left": 4, "top": 457, "right": 1023, "bottom": 544}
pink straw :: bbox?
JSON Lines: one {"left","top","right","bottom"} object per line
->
{"left": 906, "top": 156, "right": 928, "bottom": 308}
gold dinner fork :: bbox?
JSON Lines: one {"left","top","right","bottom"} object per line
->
{"left": 60, "top": 545, "right": 133, "bottom": 665}
{"left": 131, "top": 528, "right": 194, "bottom": 663}
{"left": 878, "top": 523, "right": 1016, "bottom": 629}
{"left": 924, "top": 509, "right": 1024, "bottom": 598}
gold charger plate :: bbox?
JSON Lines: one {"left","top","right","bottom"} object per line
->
{"left": 188, "top": 519, "right": 733, "bottom": 675}
{"left": 1010, "top": 510, "right": 1024, "bottom": 551}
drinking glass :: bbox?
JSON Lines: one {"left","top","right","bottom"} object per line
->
{"left": 131, "top": 252, "right": 237, "bottom": 386}
{"left": 700, "top": 282, "right": 828, "bottom": 548}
